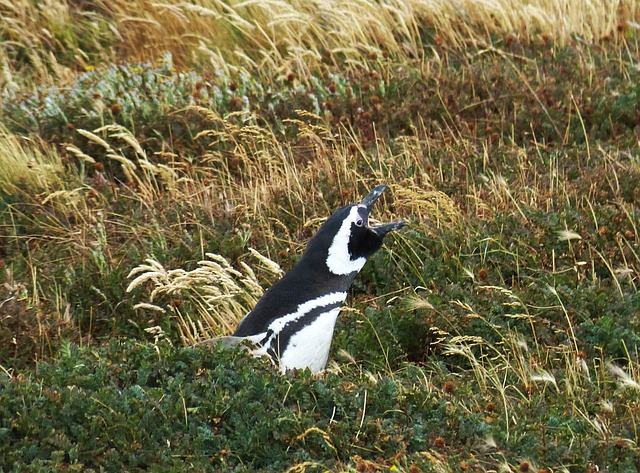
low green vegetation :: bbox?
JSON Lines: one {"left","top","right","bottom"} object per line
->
{"left": 1, "top": 0, "right": 639, "bottom": 471}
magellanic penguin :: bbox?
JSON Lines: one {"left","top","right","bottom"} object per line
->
{"left": 221, "top": 184, "right": 405, "bottom": 373}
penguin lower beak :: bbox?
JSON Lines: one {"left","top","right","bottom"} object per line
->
{"left": 360, "top": 185, "right": 406, "bottom": 236}
{"left": 371, "top": 220, "right": 407, "bottom": 237}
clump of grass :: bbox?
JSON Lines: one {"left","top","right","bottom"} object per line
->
{"left": 127, "top": 249, "right": 283, "bottom": 344}
{"left": 391, "top": 183, "right": 463, "bottom": 229}
{"left": 0, "top": 0, "right": 117, "bottom": 85}
{"left": 0, "top": 267, "right": 79, "bottom": 367}
{"left": 68, "top": 124, "right": 183, "bottom": 199}
{"left": 0, "top": 125, "right": 63, "bottom": 195}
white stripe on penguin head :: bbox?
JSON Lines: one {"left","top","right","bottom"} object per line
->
{"left": 326, "top": 206, "right": 367, "bottom": 275}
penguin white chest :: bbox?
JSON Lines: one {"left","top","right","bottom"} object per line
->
{"left": 278, "top": 307, "right": 341, "bottom": 373}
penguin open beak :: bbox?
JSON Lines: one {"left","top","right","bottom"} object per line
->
{"left": 360, "top": 185, "right": 407, "bottom": 236}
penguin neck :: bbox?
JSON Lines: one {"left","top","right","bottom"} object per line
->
{"left": 287, "top": 249, "right": 360, "bottom": 294}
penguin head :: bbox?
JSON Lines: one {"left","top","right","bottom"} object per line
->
{"left": 309, "top": 184, "right": 406, "bottom": 276}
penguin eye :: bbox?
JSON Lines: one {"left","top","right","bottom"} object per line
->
{"left": 355, "top": 218, "right": 364, "bottom": 227}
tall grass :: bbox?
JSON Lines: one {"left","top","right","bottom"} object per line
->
{"left": 1, "top": 0, "right": 637, "bottom": 86}
{"left": 0, "top": 125, "right": 63, "bottom": 195}
{"left": 126, "top": 249, "right": 283, "bottom": 343}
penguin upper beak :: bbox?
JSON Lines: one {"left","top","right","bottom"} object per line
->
{"left": 360, "top": 184, "right": 388, "bottom": 212}
{"left": 360, "top": 184, "right": 406, "bottom": 236}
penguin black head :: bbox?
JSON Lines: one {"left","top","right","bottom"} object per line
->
{"left": 308, "top": 184, "right": 406, "bottom": 276}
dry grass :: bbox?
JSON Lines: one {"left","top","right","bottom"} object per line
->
{"left": 0, "top": 125, "right": 64, "bottom": 195}
{"left": 1, "top": 0, "right": 637, "bottom": 87}
{"left": 127, "top": 249, "right": 282, "bottom": 343}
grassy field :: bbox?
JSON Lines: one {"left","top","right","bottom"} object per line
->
{"left": 1, "top": 0, "right": 640, "bottom": 471}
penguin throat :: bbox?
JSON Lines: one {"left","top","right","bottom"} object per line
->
{"left": 326, "top": 207, "right": 367, "bottom": 276}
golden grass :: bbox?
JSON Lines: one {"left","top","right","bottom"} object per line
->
{"left": 4, "top": 84, "right": 636, "bottom": 347}
{"left": 1, "top": 0, "right": 637, "bottom": 86}
{"left": 127, "top": 249, "right": 283, "bottom": 343}
{"left": 0, "top": 125, "right": 63, "bottom": 195}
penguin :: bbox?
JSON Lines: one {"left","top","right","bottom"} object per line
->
{"left": 218, "top": 184, "right": 405, "bottom": 373}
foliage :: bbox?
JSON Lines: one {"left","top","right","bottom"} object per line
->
{"left": 2, "top": 336, "right": 640, "bottom": 472}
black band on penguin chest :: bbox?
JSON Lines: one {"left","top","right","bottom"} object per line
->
{"left": 265, "top": 301, "right": 343, "bottom": 361}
